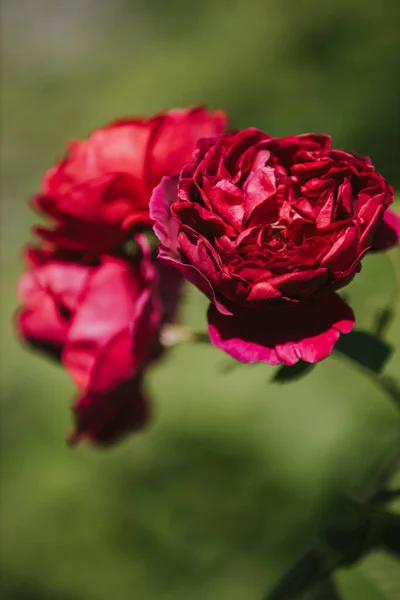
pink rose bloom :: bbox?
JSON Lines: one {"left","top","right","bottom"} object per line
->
{"left": 16, "top": 236, "right": 161, "bottom": 445}
{"left": 33, "top": 106, "right": 227, "bottom": 253}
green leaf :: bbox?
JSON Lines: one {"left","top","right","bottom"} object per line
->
{"left": 302, "top": 580, "right": 342, "bottom": 600}
{"left": 377, "top": 376, "right": 400, "bottom": 410}
{"left": 272, "top": 361, "right": 316, "bottom": 384}
{"left": 264, "top": 551, "right": 331, "bottom": 600}
{"left": 336, "top": 550, "right": 400, "bottom": 600}
{"left": 374, "top": 307, "right": 395, "bottom": 338}
{"left": 378, "top": 513, "right": 400, "bottom": 557}
{"left": 360, "top": 552, "right": 400, "bottom": 600}
{"left": 335, "top": 568, "right": 387, "bottom": 600}
{"left": 334, "top": 330, "right": 393, "bottom": 374}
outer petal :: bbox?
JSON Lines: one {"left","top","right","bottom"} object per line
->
{"left": 16, "top": 253, "right": 90, "bottom": 358}
{"left": 35, "top": 173, "right": 149, "bottom": 253}
{"left": 43, "top": 119, "right": 155, "bottom": 200}
{"left": 17, "top": 257, "right": 90, "bottom": 312}
{"left": 63, "top": 249, "right": 161, "bottom": 395}
{"left": 149, "top": 106, "right": 228, "bottom": 187}
{"left": 68, "top": 375, "right": 149, "bottom": 446}
{"left": 16, "top": 299, "right": 66, "bottom": 360}
{"left": 150, "top": 175, "right": 181, "bottom": 258}
{"left": 296, "top": 133, "right": 332, "bottom": 150}
{"left": 156, "top": 260, "right": 184, "bottom": 324}
{"left": 371, "top": 209, "right": 400, "bottom": 251}
{"left": 150, "top": 175, "right": 232, "bottom": 314}
{"left": 208, "top": 293, "right": 355, "bottom": 365}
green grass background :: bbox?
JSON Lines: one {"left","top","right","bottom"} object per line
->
{"left": 1, "top": 1, "right": 400, "bottom": 598}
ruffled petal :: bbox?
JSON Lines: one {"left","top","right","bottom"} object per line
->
{"left": 150, "top": 175, "right": 181, "bottom": 258}
{"left": 150, "top": 175, "right": 233, "bottom": 314}
{"left": 371, "top": 209, "right": 400, "bottom": 251}
{"left": 63, "top": 252, "right": 161, "bottom": 394}
{"left": 35, "top": 173, "right": 148, "bottom": 252}
{"left": 68, "top": 375, "right": 149, "bottom": 446}
{"left": 208, "top": 293, "right": 354, "bottom": 365}
{"left": 149, "top": 106, "right": 227, "bottom": 187}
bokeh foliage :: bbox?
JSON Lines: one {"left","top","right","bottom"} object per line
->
{"left": 1, "top": 1, "right": 400, "bottom": 598}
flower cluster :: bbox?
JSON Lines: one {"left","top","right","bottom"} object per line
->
{"left": 17, "top": 106, "right": 227, "bottom": 444}
{"left": 17, "top": 108, "right": 399, "bottom": 445}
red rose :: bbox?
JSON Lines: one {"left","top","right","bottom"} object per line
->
{"left": 68, "top": 375, "right": 149, "bottom": 447}
{"left": 33, "top": 106, "right": 227, "bottom": 253}
{"left": 151, "top": 129, "right": 399, "bottom": 365}
{"left": 16, "top": 236, "right": 161, "bottom": 444}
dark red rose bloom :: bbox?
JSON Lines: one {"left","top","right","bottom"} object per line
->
{"left": 32, "top": 106, "right": 227, "bottom": 253}
{"left": 16, "top": 236, "right": 161, "bottom": 445}
{"left": 151, "top": 129, "right": 399, "bottom": 365}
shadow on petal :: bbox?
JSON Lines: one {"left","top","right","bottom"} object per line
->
{"left": 208, "top": 293, "right": 355, "bottom": 366}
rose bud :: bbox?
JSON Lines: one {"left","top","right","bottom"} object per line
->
{"left": 16, "top": 236, "right": 161, "bottom": 445}
{"left": 68, "top": 374, "right": 149, "bottom": 447}
{"left": 32, "top": 106, "right": 227, "bottom": 253}
{"left": 151, "top": 129, "right": 399, "bottom": 366}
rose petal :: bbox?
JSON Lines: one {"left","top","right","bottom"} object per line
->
{"left": 35, "top": 173, "right": 147, "bottom": 252}
{"left": 156, "top": 261, "right": 184, "bottom": 324}
{"left": 321, "top": 227, "right": 358, "bottom": 272}
{"left": 371, "top": 208, "right": 400, "bottom": 251}
{"left": 16, "top": 301, "right": 66, "bottom": 359}
{"left": 201, "top": 176, "right": 244, "bottom": 231}
{"left": 208, "top": 293, "right": 354, "bottom": 365}
{"left": 243, "top": 166, "right": 277, "bottom": 225}
{"left": 297, "top": 134, "right": 332, "bottom": 150}
{"left": 150, "top": 106, "right": 227, "bottom": 187}
{"left": 150, "top": 175, "right": 181, "bottom": 257}
{"left": 151, "top": 175, "right": 233, "bottom": 314}
{"left": 173, "top": 201, "right": 234, "bottom": 239}
{"left": 63, "top": 255, "right": 160, "bottom": 394}
{"left": 16, "top": 255, "right": 91, "bottom": 357}
{"left": 68, "top": 375, "right": 149, "bottom": 446}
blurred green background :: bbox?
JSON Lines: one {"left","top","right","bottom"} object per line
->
{"left": 1, "top": 1, "right": 400, "bottom": 598}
